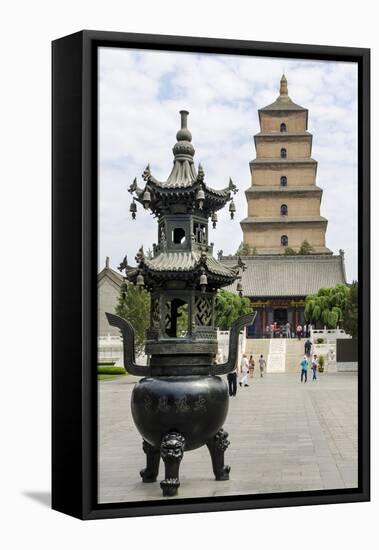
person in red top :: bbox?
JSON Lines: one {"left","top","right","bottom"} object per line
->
{"left": 273, "top": 321, "right": 277, "bottom": 337}
{"left": 296, "top": 324, "right": 302, "bottom": 340}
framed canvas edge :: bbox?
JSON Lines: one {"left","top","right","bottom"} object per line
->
{"left": 52, "top": 30, "right": 370, "bottom": 521}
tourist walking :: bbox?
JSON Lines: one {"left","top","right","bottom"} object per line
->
{"left": 270, "top": 323, "right": 274, "bottom": 338}
{"left": 304, "top": 338, "right": 312, "bottom": 357}
{"left": 258, "top": 354, "right": 266, "bottom": 378}
{"left": 249, "top": 355, "right": 255, "bottom": 378}
{"left": 300, "top": 355, "right": 308, "bottom": 383}
{"left": 286, "top": 321, "right": 291, "bottom": 338}
{"left": 296, "top": 324, "right": 303, "bottom": 340}
{"left": 311, "top": 354, "right": 318, "bottom": 380}
{"left": 239, "top": 354, "right": 249, "bottom": 387}
{"left": 227, "top": 364, "right": 237, "bottom": 397}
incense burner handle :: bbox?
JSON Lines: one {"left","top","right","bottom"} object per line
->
{"left": 105, "top": 313, "right": 150, "bottom": 376}
{"left": 211, "top": 312, "right": 256, "bottom": 376}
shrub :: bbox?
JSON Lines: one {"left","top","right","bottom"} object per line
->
{"left": 97, "top": 366, "right": 126, "bottom": 375}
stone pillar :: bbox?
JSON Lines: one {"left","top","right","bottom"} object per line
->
{"left": 267, "top": 309, "right": 274, "bottom": 325}
{"left": 262, "top": 307, "right": 267, "bottom": 334}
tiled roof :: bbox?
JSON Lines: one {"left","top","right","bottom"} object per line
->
{"left": 221, "top": 255, "right": 346, "bottom": 298}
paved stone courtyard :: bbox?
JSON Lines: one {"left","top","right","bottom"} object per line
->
{"left": 98, "top": 372, "right": 358, "bottom": 503}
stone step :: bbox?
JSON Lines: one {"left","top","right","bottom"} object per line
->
{"left": 244, "top": 338, "right": 310, "bottom": 373}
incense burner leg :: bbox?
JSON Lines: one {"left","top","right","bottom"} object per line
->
{"left": 206, "top": 428, "right": 231, "bottom": 481}
{"left": 160, "top": 432, "right": 186, "bottom": 497}
{"left": 140, "top": 440, "right": 160, "bottom": 483}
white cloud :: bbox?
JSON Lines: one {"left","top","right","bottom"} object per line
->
{"left": 98, "top": 47, "right": 358, "bottom": 281}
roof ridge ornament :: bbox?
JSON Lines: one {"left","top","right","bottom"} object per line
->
{"left": 228, "top": 177, "right": 237, "bottom": 194}
{"left": 142, "top": 164, "right": 151, "bottom": 181}
{"left": 135, "top": 245, "right": 145, "bottom": 265}
{"left": 197, "top": 163, "right": 205, "bottom": 182}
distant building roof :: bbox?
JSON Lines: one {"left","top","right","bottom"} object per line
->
{"left": 98, "top": 257, "right": 123, "bottom": 288}
{"left": 221, "top": 254, "right": 347, "bottom": 298}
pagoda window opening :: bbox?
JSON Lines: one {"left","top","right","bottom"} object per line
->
{"left": 281, "top": 204, "right": 288, "bottom": 216}
{"left": 281, "top": 235, "right": 288, "bottom": 246}
{"left": 172, "top": 227, "right": 186, "bottom": 244}
{"left": 280, "top": 176, "right": 287, "bottom": 187}
{"left": 280, "top": 148, "right": 287, "bottom": 159}
{"left": 280, "top": 122, "right": 287, "bottom": 132}
{"left": 165, "top": 298, "right": 189, "bottom": 338}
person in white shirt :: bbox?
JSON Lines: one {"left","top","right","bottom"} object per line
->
{"left": 239, "top": 354, "right": 249, "bottom": 387}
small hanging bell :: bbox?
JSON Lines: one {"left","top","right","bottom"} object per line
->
{"left": 237, "top": 279, "right": 243, "bottom": 297}
{"left": 130, "top": 200, "right": 137, "bottom": 220}
{"left": 196, "top": 186, "right": 205, "bottom": 210}
{"left": 200, "top": 271, "right": 208, "bottom": 293}
{"left": 142, "top": 189, "right": 151, "bottom": 209}
{"left": 211, "top": 212, "right": 218, "bottom": 229}
{"left": 136, "top": 272, "right": 145, "bottom": 290}
{"left": 229, "top": 199, "right": 236, "bottom": 220}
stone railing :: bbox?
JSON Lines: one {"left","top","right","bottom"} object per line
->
{"left": 216, "top": 328, "right": 246, "bottom": 366}
{"left": 310, "top": 327, "right": 351, "bottom": 344}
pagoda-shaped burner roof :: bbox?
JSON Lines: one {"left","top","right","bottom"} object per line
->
{"left": 129, "top": 110, "right": 237, "bottom": 216}
{"left": 143, "top": 251, "right": 238, "bottom": 277}
{"left": 127, "top": 249, "right": 241, "bottom": 287}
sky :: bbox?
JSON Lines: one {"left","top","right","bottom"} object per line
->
{"left": 98, "top": 47, "right": 358, "bottom": 281}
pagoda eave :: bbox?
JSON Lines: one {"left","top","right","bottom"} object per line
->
{"left": 240, "top": 216, "right": 328, "bottom": 226}
{"left": 245, "top": 186, "right": 323, "bottom": 197}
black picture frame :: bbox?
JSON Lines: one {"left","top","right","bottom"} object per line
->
{"left": 52, "top": 30, "right": 370, "bottom": 520}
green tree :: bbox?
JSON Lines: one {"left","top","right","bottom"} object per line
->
{"left": 176, "top": 303, "right": 188, "bottom": 336}
{"left": 115, "top": 283, "right": 150, "bottom": 355}
{"left": 343, "top": 281, "right": 358, "bottom": 337}
{"left": 298, "top": 239, "right": 314, "bottom": 255}
{"left": 304, "top": 284, "right": 349, "bottom": 329}
{"left": 215, "top": 289, "right": 252, "bottom": 330}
